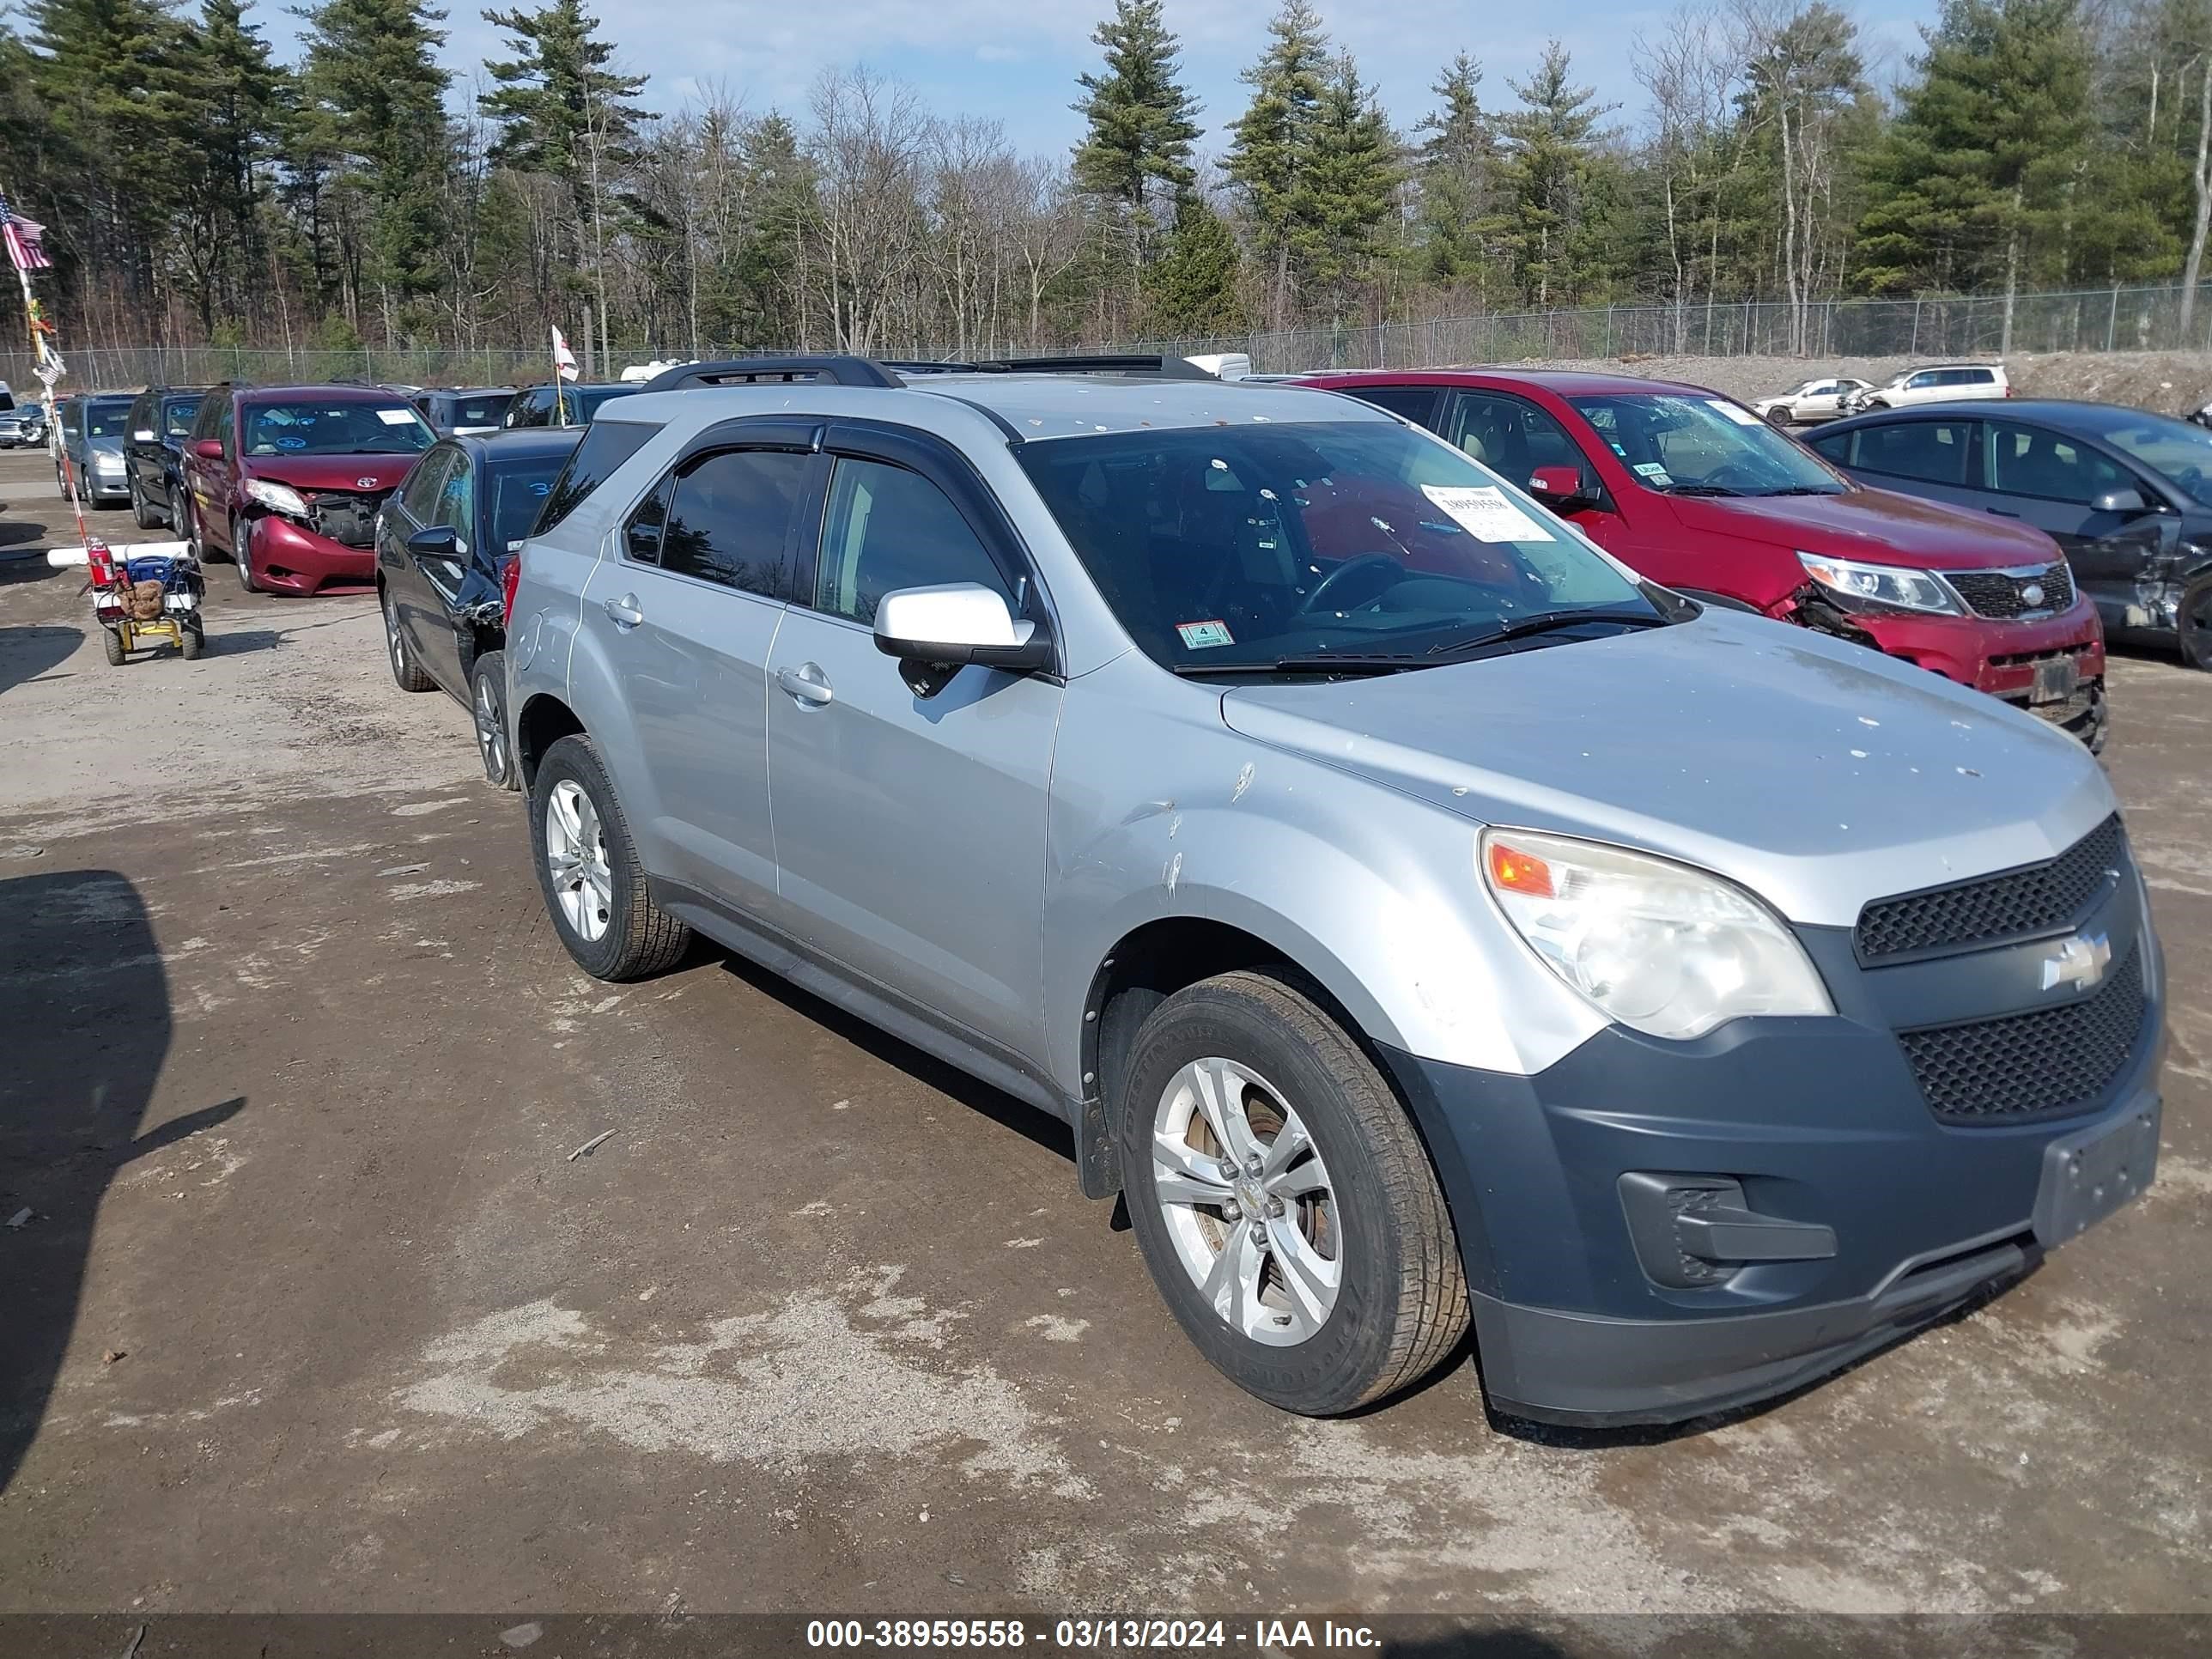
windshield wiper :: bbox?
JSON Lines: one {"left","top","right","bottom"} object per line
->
{"left": 1753, "top": 484, "right": 1844, "bottom": 496}
{"left": 1662, "top": 483, "right": 1746, "bottom": 497}
{"left": 1428, "top": 609, "right": 1671, "bottom": 657}
{"left": 1171, "top": 653, "right": 1424, "bottom": 678}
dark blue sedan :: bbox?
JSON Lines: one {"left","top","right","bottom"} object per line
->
{"left": 1806, "top": 399, "right": 2212, "bottom": 669}
{"left": 375, "top": 428, "right": 584, "bottom": 787}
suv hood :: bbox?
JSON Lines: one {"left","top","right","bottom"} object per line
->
{"left": 240, "top": 453, "right": 417, "bottom": 492}
{"left": 1667, "top": 487, "right": 2061, "bottom": 570}
{"left": 1217, "top": 610, "right": 2113, "bottom": 928}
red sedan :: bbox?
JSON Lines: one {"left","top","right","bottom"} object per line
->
{"left": 1296, "top": 369, "right": 2108, "bottom": 749}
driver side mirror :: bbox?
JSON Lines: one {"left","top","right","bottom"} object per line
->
{"left": 192, "top": 438, "right": 224, "bottom": 460}
{"left": 872, "top": 582, "right": 1053, "bottom": 697}
{"left": 1528, "top": 464, "right": 1597, "bottom": 510}
{"left": 133, "top": 428, "right": 155, "bottom": 442}
{"left": 2092, "top": 486, "right": 2149, "bottom": 515}
{"left": 407, "top": 524, "right": 464, "bottom": 564}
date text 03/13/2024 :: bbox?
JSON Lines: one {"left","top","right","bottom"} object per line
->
{"left": 804, "top": 1618, "right": 1382, "bottom": 1650}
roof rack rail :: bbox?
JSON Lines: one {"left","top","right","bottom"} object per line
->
{"left": 961, "top": 354, "right": 1218, "bottom": 380}
{"left": 641, "top": 356, "right": 903, "bottom": 392}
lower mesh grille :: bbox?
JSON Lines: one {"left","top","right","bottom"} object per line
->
{"left": 1900, "top": 945, "right": 2147, "bottom": 1124}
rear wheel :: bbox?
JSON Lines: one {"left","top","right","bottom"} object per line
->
{"left": 382, "top": 585, "right": 434, "bottom": 692}
{"left": 471, "top": 649, "right": 517, "bottom": 790}
{"left": 179, "top": 619, "right": 204, "bottom": 660}
{"left": 2179, "top": 575, "right": 2212, "bottom": 672}
{"left": 102, "top": 628, "right": 126, "bottom": 666}
{"left": 232, "top": 516, "right": 260, "bottom": 592}
{"left": 1115, "top": 970, "right": 1468, "bottom": 1416}
{"left": 528, "top": 733, "right": 690, "bottom": 981}
{"left": 1766, "top": 406, "right": 1792, "bottom": 427}
{"left": 130, "top": 479, "right": 159, "bottom": 529}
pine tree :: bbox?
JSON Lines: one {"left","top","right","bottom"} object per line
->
{"left": 1856, "top": 0, "right": 2098, "bottom": 337}
{"left": 1493, "top": 40, "right": 1618, "bottom": 307}
{"left": 1144, "top": 193, "right": 1245, "bottom": 333}
{"left": 1301, "top": 54, "right": 1403, "bottom": 317}
{"left": 1416, "top": 52, "right": 1492, "bottom": 286}
{"left": 295, "top": 0, "right": 454, "bottom": 318}
{"left": 1071, "top": 0, "right": 1200, "bottom": 234}
{"left": 171, "top": 0, "right": 289, "bottom": 330}
{"left": 1225, "top": 0, "right": 1332, "bottom": 326}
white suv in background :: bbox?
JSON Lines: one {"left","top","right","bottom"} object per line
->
{"left": 1845, "top": 362, "right": 2010, "bottom": 413}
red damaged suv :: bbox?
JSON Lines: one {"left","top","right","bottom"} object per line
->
{"left": 179, "top": 383, "right": 438, "bottom": 596}
{"left": 1297, "top": 370, "right": 2107, "bottom": 749}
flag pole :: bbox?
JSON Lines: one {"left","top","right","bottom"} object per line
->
{"left": 4, "top": 197, "right": 87, "bottom": 549}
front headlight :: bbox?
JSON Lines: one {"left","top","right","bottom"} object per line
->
{"left": 94, "top": 453, "right": 123, "bottom": 471}
{"left": 1797, "top": 551, "right": 1961, "bottom": 615}
{"left": 243, "top": 477, "right": 311, "bottom": 519}
{"left": 1480, "top": 828, "right": 1833, "bottom": 1041}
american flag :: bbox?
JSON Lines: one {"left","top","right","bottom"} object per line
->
{"left": 0, "top": 190, "right": 53, "bottom": 272}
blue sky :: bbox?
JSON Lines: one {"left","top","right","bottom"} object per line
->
{"left": 258, "top": 0, "right": 1940, "bottom": 159}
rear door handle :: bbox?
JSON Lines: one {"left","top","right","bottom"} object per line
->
{"left": 602, "top": 593, "right": 643, "bottom": 629}
{"left": 777, "top": 663, "right": 835, "bottom": 707}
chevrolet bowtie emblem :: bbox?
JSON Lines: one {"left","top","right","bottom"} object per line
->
{"left": 2041, "top": 931, "right": 2112, "bottom": 993}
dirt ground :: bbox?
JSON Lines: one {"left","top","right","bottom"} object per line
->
{"left": 1, "top": 445, "right": 2209, "bottom": 1628}
{"left": 1516, "top": 347, "right": 2212, "bottom": 417}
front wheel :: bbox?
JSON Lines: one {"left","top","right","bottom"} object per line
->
{"left": 471, "top": 649, "right": 517, "bottom": 790}
{"left": 527, "top": 734, "right": 690, "bottom": 980}
{"left": 381, "top": 584, "right": 434, "bottom": 692}
{"left": 232, "top": 517, "right": 260, "bottom": 592}
{"left": 2179, "top": 575, "right": 2212, "bottom": 671}
{"left": 1766, "top": 406, "right": 1792, "bottom": 427}
{"left": 1115, "top": 970, "right": 1469, "bottom": 1416}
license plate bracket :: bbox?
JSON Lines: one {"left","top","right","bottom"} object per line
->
{"left": 2032, "top": 655, "right": 2079, "bottom": 704}
{"left": 2031, "top": 1097, "right": 2160, "bottom": 1248}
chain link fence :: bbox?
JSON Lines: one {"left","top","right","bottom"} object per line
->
{"left": 10, "top": 283, "right": 2212, "bottom": 394}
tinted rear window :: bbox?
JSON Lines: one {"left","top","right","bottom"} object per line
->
{"left": 535, "top": 420, "right": 660, "bottom": 535}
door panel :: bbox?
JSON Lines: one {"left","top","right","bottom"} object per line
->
{"left": 412, "top": 453, "right": 478, "bottom": 695}
{"left": 766, "top": 448, "right": 1060, "bottom": 1057}
{"left": 1982, "top": 417, "right": 2176, "bottom": 617}
{"left": 577, "top": 437, "right": 812, "bottom": 908}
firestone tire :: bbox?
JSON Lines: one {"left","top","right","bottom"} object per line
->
{"left": 1115, "top": 969, "right": 1469, "bottom": 1417}
{"left": 528, "top": 733, "right": 690, "bottom": 981}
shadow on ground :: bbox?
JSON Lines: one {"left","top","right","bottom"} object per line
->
{"left": 0, "top": 870, "right": 242, "bottom": 1494}
{"left": 0, "top": 625, "right": 82, "bottom": 696}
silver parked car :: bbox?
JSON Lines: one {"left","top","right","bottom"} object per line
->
{"left": 501, "top": 355, "right": 2164, "bottom": 1424}
{"left": 54, "top": 391, "right": 137, "bottom": 506}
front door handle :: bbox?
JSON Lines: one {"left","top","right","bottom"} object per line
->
{"left": 777, "top": 663, "right": 835, "bottom": 707}
{"left": 602, "top": 593, "right": 643, "bottom": 629}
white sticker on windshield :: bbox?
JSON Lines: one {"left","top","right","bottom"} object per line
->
{"left": 376, "top": 408, "right": 417, "bottom": 425}
{"left": 1419, "top": 484, "right": 1553, "bottom": 544}
{"left": 1705, "top": 398, "right": 1762, "bottom": 427}
{"left": 1632, "top": 461, "right": 1674, "bottom": 487}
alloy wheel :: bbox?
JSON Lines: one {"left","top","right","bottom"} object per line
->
{"left": 544, "top": 779, "right": 613, "bottom": 942}
{"left": 385, "top": 593, "right": 407, "bottom": 677}
{"left": 474, "top": 672, "right": 508, "bottom": 782}
{"left": 1149, "top": 1055, "right": 1340, "bottom": 1346}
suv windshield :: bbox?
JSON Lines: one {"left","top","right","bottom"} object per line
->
{"left": 1570, "top": 393, "right": 1847, "bottom": 497}
{"left": 1019, "top": 421, "right": 1660, "bottom": 672}
{"left": 242, "top": 400, "right": 434, "bottom": 456}
{"left": 83, "top": 400, "right": 135, "bottom": 439}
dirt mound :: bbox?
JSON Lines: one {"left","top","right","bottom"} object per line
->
{"left": 1504, "top": 348, "right": 2212, "bottom": 416}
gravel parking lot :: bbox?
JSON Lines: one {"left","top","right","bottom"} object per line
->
{"left": 1, "top": 445, "right": 2208, "bottom": 1625}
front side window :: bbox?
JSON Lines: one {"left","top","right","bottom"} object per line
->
{"left": 398, "top": 448, "right": 455, "bottom": 520}
{"left": 1568, "top": 393, "right": 1846, "bottom": 497}
{"left": 1446, "top": 392, "right": 1583, "bottom": 483}
{"left": 813, "top": 457, "right": 1011, "bottom": 626}
{"left": 659, "top": 447, "right": 807, "bottom": 595}
{"left": 2085, "top": 410, "right": 2212, "bottom": 507}
{"left": 241, "top": 401, "right": 433, "bottom": 455}
{"left": 1987, "top": 420, "right": 2130, "bottom": 505}
{"left": 507, "top": 390, "right": 551, "bottom": 428}
{"left": 432, "top": 457, "right": 476, "bottom": 544}
{"left": 1018, "top": 420, "right": 1658, "bottom": 672}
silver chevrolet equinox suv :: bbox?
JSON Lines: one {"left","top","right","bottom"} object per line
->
{"left": 503, "top": 354, "right": 2164, "bottom": 1424}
